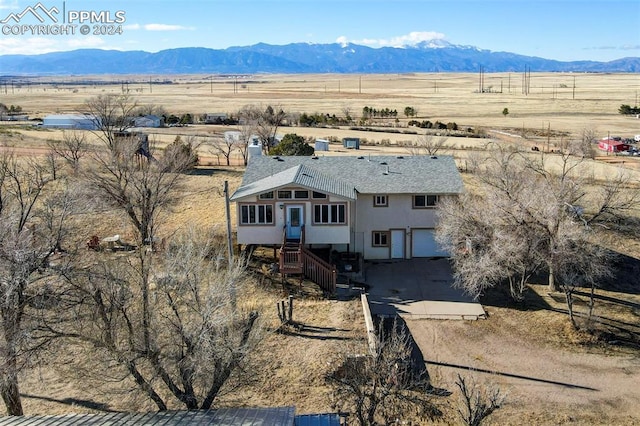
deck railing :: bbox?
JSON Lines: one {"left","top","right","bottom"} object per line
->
{"left": 278, "top": 224, "right": 336, "bottom": 294}
{"left": 279, "top": 246, "right": 302, "bottom": 274}
{"left": 301, "top": 248, "right": 337, "bottom": 294}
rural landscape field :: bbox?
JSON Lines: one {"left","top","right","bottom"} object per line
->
{"left": 1, "top": 72, "right": 640, "bottom": 425}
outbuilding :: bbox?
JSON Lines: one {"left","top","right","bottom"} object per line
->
{"left": 598, "top": 138, "right": 629, "bottom": 153}
{"left": 42, "top": 114, "right": 97, "bottom": 130}
{"left": 315, "top": 139, "right": 330, "bottom": 151}
{"left": 342, "top": 137, "right": 360, "bottom": 149}
{"left": 133, "top": 115, "right": 162, "bottom": 128}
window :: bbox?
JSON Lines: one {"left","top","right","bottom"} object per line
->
{"left": 259, "top": 191, "right": 274, "bottom": 200}
{"left": 373, "top": 195, "right": 388, "bottom": 207}
{"left": 240, "top": 204, "right": 274, "bottom": 225}
{"left": 294, "top": 190, "right": 309, "bottom": 199}
{"left": 413, "top": 194, "right": 439, "bottom": 208}
{"left": 313, "top": 203, "right": 346, "bottom": 224}
{"left": 277, "top": 190, "right": 292, "bottom": 199}
{"left": 372, "top": 231, "right": 389, "bottom": 247}
{"left": 312, "top": 191, "right": 327, "bottom": 199}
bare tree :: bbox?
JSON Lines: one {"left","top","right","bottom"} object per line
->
{"left": 209, "top": 134, "right": 235, "bottom": 166}
{"left": 135, "top": 103, "right": 167, "bottom": 118}
{"left": 239, "top": 104, "right": 286, "bottom": 154}
{"left": 455, "top": 374, "right": 504, "bottom": 426}
{"left": 341, "top": 106, "right": 353, "bottom": 124}
{"left": 406, "top": 134, "right": 449, "bottom": 156}
{"left": 46, "top": 131, "right": 88, "bottom": 173}
{"left": 564, "top": 128, "right": 598, "bottom": 159}
{"left": 437, "top": 144, "right": 639, "bottom": 327}
{"left": 37, "top": 227, "right": 260, "bottom": 410}
{"left": 235, "top": 108, "right": 260, "bottom": 165}
{"left": 83, "top": 94, "right": 138, "bottom": 147}
{"left": 327, "top": 318, "right": 441, "bottom": 425}
{"left": 0, "top": 153, "right": 71, "bottom": 415}
{"left": 83, "top": 95, "right": 195, "bottom": 244}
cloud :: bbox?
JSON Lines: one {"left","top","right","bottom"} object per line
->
{"left": 336, "top": 31, "right": 447, "bottom": 48}
{"left": 0, "top": 0, "right": 18, "bottom": 10}
{"left": 143, "top": 23, "right": 195, "bottom": 31}
{"left": 124, "top": 23, "right": 140, "bottom": 30}
{"left": 0, "top": 37, "right": 57, "bottom": 54}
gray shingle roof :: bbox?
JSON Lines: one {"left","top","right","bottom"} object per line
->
{"left": 230, "top": 163, "right": 356, "bottom": 201}
{"left": 231, "top": 155, "right": 463, "bottom": 200}
{"left": 0, "top": 407, "right": 297, "bottom": 426}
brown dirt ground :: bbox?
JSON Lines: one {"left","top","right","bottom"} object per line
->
{"left": 407, "top": 283, "right": 640, "bottom": 425}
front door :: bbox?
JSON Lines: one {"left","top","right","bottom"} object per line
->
{"left": 286, "top": 205, "right": 304, "bottom": 240}
{"left": 390, "top": 229, "right": 405, "bottom": 259}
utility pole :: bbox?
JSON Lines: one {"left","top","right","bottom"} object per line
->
{"left": 224, "top": 180, "right": 234, "bottom": 266}
{"left": 224, "top": 180, "right": 236, "bottom": 311}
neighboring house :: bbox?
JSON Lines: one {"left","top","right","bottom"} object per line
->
{"left": 42, "top": 113, "right": 98, "bottom": 130}
{"left": 598, "top": 138, "right": 629, "bottom": 153}
{"left": 230, "top": 155, "right": 463, "bottom": 290}
{"left": 133, "top": 114, "right": 163, "bottom": 128}
{"left": 204, "top": 113, "right": 228, "bottom": 124}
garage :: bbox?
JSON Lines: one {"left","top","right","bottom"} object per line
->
{"left": 411, "top": 229, "right": 448, "bottom": 257}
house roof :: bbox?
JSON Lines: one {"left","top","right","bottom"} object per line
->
{"left": 0, "top": 407, "right": 297, "bottom": 426}
{"left": 231, "top": 155, "right": 463, "bottom": 201}
{"left": 231, "top": 163, "right": 356, "bottom": 200}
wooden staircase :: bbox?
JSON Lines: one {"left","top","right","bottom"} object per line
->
{"left": 278, "top": 226, "right": 337, "bottom": 294}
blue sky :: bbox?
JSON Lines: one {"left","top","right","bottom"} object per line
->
{"left": 0, "top": 0, "right": 638, "bottom": 61}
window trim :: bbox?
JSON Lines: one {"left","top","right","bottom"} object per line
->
{"left": 312, "top": 202, "right": 347, "bottom": 225}
{"left": 239, "top": 203, "right": 275, "bottom": 225}
{"left": 294, "top": 190, "right": 309, "bottom": 199}
{"left": 277, "top": 190, "right": 292, "bottom": 199}
{"left": 412, "top": 194, "right": 439, "bottom": 209}
{"left": 373, "top": 194, "right": 388, "bottom": 207}
{"left": 258, "top": 191, "right": 274, "bottom": 200}
{"left": 372, "top": 231, "right": 390, "bottom": 247}
{"left": 312, "top": 191, "right": 327, "bottom": 199}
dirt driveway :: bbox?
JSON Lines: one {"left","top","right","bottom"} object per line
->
{"left": 406, "top": 314, "right": 640, "bottom": 425}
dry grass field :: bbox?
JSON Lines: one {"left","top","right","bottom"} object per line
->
{"left": 3, "top": 72, "right": 640, "bottom": 137}
{"left": 1, "top": 73, "right": 640, "bottom": 424}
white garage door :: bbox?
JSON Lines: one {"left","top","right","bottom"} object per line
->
{"left": 411, "top": 229, "right": 448, "bottom": 257}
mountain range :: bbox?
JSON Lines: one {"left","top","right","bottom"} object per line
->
{"left": 1, "top": 41, "right": 638, "bottom": 75}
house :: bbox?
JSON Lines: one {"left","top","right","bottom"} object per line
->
{"left": 42, "top": 113, "right": 98, "bottom": 130}
{"left": 230, "top": 155, "right": 463, "bottom": 290}
{"left": 204, "top": 113, "right": 228, "bottom": 124}
{"left": 133, "top": 114, "right": 163, "bottom": 128}
{"left": 598, "top": 137, "right": 630, "bottom": 152}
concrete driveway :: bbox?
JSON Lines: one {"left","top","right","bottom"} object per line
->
{"left": 364, "top": 258, "right": 486, "bottom": 320}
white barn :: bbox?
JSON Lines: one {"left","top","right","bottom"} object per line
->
{"left": 42, "top": 114, "right": 98, "bottom": 130}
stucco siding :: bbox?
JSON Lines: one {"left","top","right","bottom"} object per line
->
{"left": 235, "top": 188, "right": 351, "bottom": 246}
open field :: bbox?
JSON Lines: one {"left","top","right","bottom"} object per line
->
{"left": 2, "top": 72, "right": 640, "bottom": 138}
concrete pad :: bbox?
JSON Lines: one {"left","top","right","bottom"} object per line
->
{"left": 364, "top": 258, "right": 486, "bottom": 320}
